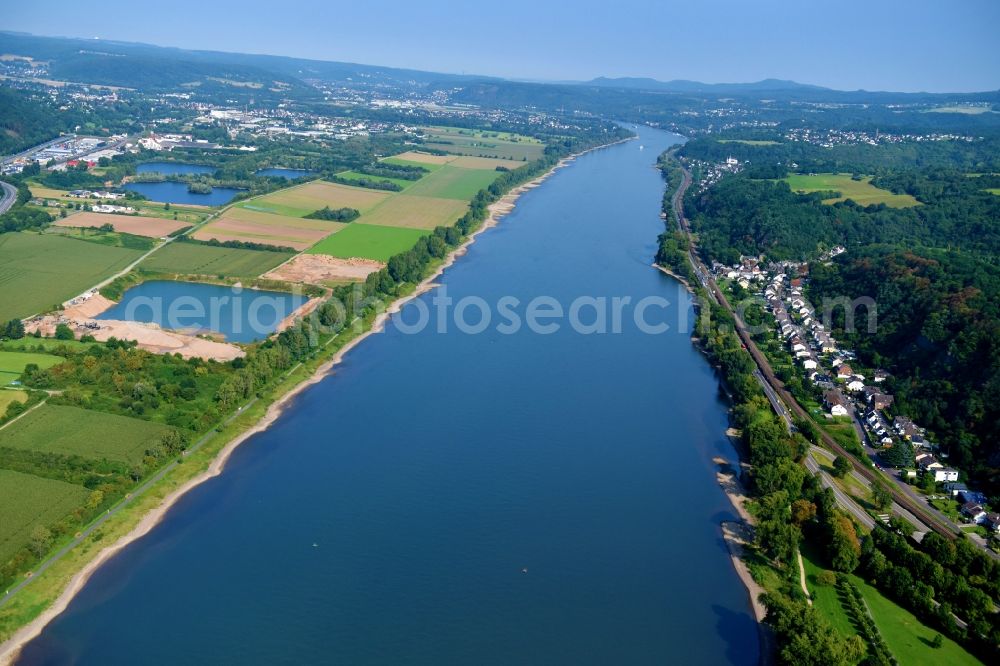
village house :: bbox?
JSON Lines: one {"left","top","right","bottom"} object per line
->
{"left": 836, "top": 364, "right": 854, "bottom": 379}
{"left": 824, "top": 390, "right": 850, "bottom": 417}
{"left": 984, "top": 513, "right": 1000, "bottom": 534}
{"left": 932, "top": 468, "right": 960, "bottom": 483}
{"left": 962, "top": 502, "right": 987, "bottom": 523}
{"left": 846, "top": 379, "right": 865, "bottom": 392}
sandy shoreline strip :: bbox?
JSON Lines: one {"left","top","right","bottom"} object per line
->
{"left": 0, "top": 139, "right": 627, "bottom": 664}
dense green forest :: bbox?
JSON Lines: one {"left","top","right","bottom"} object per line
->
{"left": 809, "top": 247, "right": 1000, "bottom": 495}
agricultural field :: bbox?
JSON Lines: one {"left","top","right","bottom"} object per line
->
{"left": 403, "top": 166, "right": 500, "bottom": 200}
{"left": 0, "top": 232, "right": 145, "bottom": 321}
{"left": 241, "top": 181, "right": 390, "bottom": 218}
{"left": 0, "top": 350, "right": 64, "bottom": 385}
{"left": 137, "top": 242, "right": 293, "bottom": 277}
{"left": 419, "top": 127, "right": 544, "bottom": 161}
{"left": 0, "top": 404, "right": 173, "bottom": 464}
{"left": 358, "top": 194, "right": 469, "bottom": 230}
{"left": 0, "top": 469, "right": 89, "bottom": 563}
{"left": 28, "top": 186, "right": 209, "bottom": 225}
{"left": 54, "top": 211, "right": 190, "bottom": 238}
{"left": 986, "top": 188, "right": 1000, "bottom": 196}
{"left": 307, "top": 223, "right": 428, "bottom": 262}
{"left": 0, "top": 389, "right": 28, "bottom": 414}
{"left": 785, "top": 173, "right": 920, "bottom": 208}
{"left": 193, "top": 207, "right": 347, "bottom": 250}
{"left": 382, "top": 152, "right": 451, "bottom": 169}
{"left": 334, "top": 170, "right": 417, "bottom": 190}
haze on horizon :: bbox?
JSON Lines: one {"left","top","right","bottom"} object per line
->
{"left": 5, "top": 0, "right": 1000, "bottom": 93}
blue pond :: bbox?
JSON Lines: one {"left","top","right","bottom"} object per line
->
{"left": 136, "top": 162, "right": 215, "bottom": 176}
{"left": 123, "top": 181, "right": 245, "bottom": 206}
{"left": 256, "top": 167, "right": 316, "bottom": 180}
{"left": 96, "top": 280, "right": 308, "bottom": 343}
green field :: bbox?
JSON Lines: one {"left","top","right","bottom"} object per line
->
{"left": 307, "top": 223, "right": 428, "bottom": 262}
{"left": 800, "top": 542, "right": 979, "bottom": 665}
{"left": 986, "top": 188, "right": 1000, "bottom": 196}
{"left": 785, "top": 173, "right": 920, "bottom": 208}
{"left": 358, "top": 194, "right": 469, "bottom": 231}
{"left": 0, "top": 389, "right": 28, "bottom": 415}
{"left": 334, "top": 170, "right": 418, "bottom": 190}
{"left": 420, "top": 127, "right": 544, "bottom": 161}
{"left": 0, "top": 404, "right": 173, "bottom": 463}
{"left": 0, "top": 469, "right": 89, "bottom": 562}
{"left": 403, "top": 165, "right": 500, "bottom": 200}
{"left": 381, "top": 156, "right": 446, "bottom": 173}
{"left": 0, "top": 232, "right": 146, "bottom": 321}
{"left": 139, "top": 242, "right": 294, "bottom": 277}
{"left": 0, "top": 350, "right": 65, "bottom": 385}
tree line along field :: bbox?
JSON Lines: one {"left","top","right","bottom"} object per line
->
{"left": 0, "top": 469, "right": 90, "bottom": 563}
{"left": 784, "top": 173, "right": 921, "bottom": 208}
{"left": 0, "top": 404, "right": 174, "bottom": 464}
{"left": 800, "top": 542, "right": 979, "bottom": 665}
{"left": 0, "top": 231, "right": 146, "bottom": 321}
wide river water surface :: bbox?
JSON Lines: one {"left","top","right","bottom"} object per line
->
{"left": 18, "top": 126, "right": 758, "bottom": 665}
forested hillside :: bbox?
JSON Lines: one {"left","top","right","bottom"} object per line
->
{"left": 809, "top": 248, "right": 1000, "bottom": 493}
{"left": 683, "top": 136, "right": 1000, "bottom": 497}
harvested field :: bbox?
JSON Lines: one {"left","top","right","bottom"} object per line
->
{"left": 449, "top": 155, "right": 526, "bottom": 170}
{"left": 193, "top": 208, "right": 347, "bottom": 250}
{"left": 244, "top": 181, "right": 390, "bottom": 217}
{"left": 403, "top": 166, "right": 499, "bottom": 200}
{"left": 55, "top": 211, "right": 190, "bottom": 237}
{"left": 263, "top": 253, "right": 384, "bottom": 283}
{"left": 385, "top": 151, "right": 454, "bottom": 166}
{"left": 359, "top": 194, "right": 468, "bottom": 230}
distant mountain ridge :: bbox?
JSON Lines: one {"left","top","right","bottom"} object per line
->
{"left": 584, "top": 77, "right": 831, "bottom": 93}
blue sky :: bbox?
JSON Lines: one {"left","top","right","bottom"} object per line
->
{"left": 5, "top": 0, "right": 999, "bottom": 92}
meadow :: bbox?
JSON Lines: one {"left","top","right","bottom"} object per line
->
{"left": 419, "top": 127, "right": 544, "bottom": 161}
{"left": 0, "top": 350, "right": 64, "bottom": 386}
{"left": 334, "top": 170, "right": 417, "bottom": 190}
{"left": 403, "top": 165, "right": 500, "bottom": 200}
{"left": 800, "top": 542, "right": 978, "bottom": 665}
{"left": 0, "top": 470, "right": 89, "bottom": 562}
{"left": 242, "top": 181, "right": 390, "bottom": 218}
{"left": 785, "top": 173, "right": 920, "bottom": 208}
{"left": 138, "top": 242, "right": 293, "bottom": 277}
{"left": 0, "top": 232, "right": 145, "bottom": 321}
{"left": 0, "top": 404, "right": 173, "bottom": 464}
{"left": 0, "top": 389, "right": 27, "bottom": 414}
{"left": 307, "top": 223, "right": 429, "bottom": 262}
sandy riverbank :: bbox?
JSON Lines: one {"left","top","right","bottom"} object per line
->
{"left": 0, "top": 140, "right": 618, "bottom": 664}
{"left": 714, "top": 449, "right": 775, "bottom": 665}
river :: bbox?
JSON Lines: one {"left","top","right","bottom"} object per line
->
{"left": 17, "top": 125, "right": 759, "bottom": 665}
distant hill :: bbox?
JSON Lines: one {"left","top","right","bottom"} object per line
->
{"left": 584, "top": 77, "right": 830, "bottom": 93}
